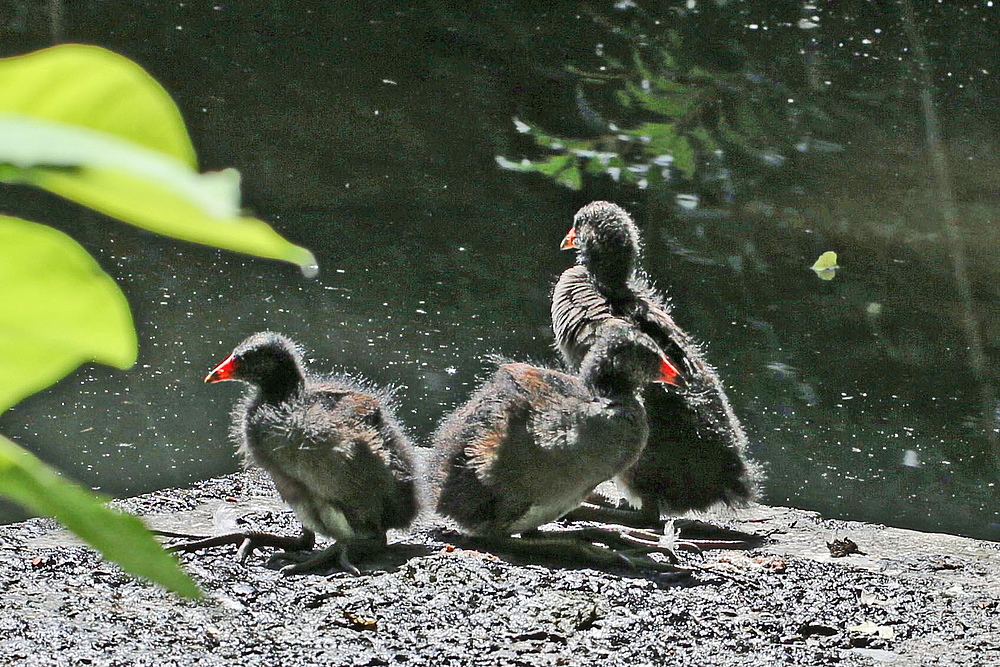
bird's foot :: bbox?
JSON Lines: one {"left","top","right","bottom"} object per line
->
{"left": 268, "top": 537, "right": 387, "bottom": 577}
{"left": 160, "top": 528, "right": 315, "bottom": 563}
{"left": 562, "top": 502, "right": 768, "bottom": 550}
{"left": 565, "top": 525, "right": 699, "bottom": 563}
{"left": 668, "top": 518, "right": 767, "bottom": 550}
{"left": 587, "top": 518, "right": 765, "bottom": 552}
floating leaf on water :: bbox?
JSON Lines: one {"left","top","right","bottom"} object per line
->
{"left": 811, "top": 251, "right": 839, "bottom": 280}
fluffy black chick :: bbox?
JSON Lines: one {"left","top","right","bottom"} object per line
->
{"left": 170, "top": 332, "right": 418, "bottom": 575}
{"left": 553, "top": 201, "right": 762, "bottom": 525}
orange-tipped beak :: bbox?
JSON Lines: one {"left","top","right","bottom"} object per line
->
{"left": 655, "top": 356, "right": 686, "bottom": 388}
{"left": 205, "top": 353, "right": 238, "bottom": 383}
{"left": 560, "top": 227, "right": 578, "bottom": 250}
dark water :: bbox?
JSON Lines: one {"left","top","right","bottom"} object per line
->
{"left": 2, "top": 2, "right": 997, "bottom": 539}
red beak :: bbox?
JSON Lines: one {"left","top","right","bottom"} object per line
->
{"left": 655, "top": 357, "right": 686, "bottom": 389}
{"left": 560, "top": 227, "right": 578, "bottom": 250}
{"left": 205, "top": 353, "right": 238, "bottom": 383}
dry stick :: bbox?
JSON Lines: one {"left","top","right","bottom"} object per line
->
{"left": 899, "top": 0, "right": 999, "bottom": 467}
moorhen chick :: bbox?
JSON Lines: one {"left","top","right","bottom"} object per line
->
{"left": 553, "top": 201, "right": 762, "bottom": 534}
{"left": 431, "top": 321, "right": 688, "bottom": 571}
{"left": 168, "top": 332, "right": 418, "bottom": 575}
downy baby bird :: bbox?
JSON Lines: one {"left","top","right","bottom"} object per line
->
{"left": 432, "top": 321, "right": 687, "bottom": 569}
{"left": 552, "top": 201, "right": 762, "bottom": 536}
{"left": 169, "top": 332, "right": 418, "bottom": 575}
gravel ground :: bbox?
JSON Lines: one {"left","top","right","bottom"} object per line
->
{"left": 2, "top": 469, "right": 998, "bottom": 666}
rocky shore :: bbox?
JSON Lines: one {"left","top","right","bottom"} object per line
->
{"left": 2, "top": 469, "right": 998, "bottom": 666}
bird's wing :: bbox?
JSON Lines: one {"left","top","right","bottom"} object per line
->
{"left": 632, "top": 293, "right": 719, "bottom": 388}
{"left": 551, "top": 265, "right": 617, "bottom": 369}
{"left": 459, "top": 367, "right": 534, "bottom": 484}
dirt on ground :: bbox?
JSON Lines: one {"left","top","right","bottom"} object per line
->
{"left": 1, "top": 469, "right": 998, "bottom": 666}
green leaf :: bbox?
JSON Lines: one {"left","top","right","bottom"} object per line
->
{"left": 717, "top": 116, "right": 755, "bottom": 153}
{"left": 495, "top": 155, "right": 536, "bottom": 172}
{"left": 626, "top": 81, "right": 698, "bottom": 118}
{"left": 532, "top": 154, "right": 575, "bottom": 177}
{"left": 0, "top": 434, "right": 200, "bottom": 598}
{"left": 29, "top": 165, "right": 317, "bottom": 271}
{"left": 670, "top": 134, "right": 696, "bottom": 179}
{"left": 811, "top": 251, "right": 840, "bottom": 281}
{"left": 622, "top": 122, "right": 679, "bottom": 153}
{"left": 0, "top": 45, "right": 316, "bottom": 274}
{"left": 688, "top": 126, "right": 719, "bottom": 153}
{"left": 583, "top": 155, "right": 611, "bottom": 175}
{"left": 0, "top": 44, "right": 196, "bottom": 166}
{"left": 0, "top": 116, "right": 238, "bottom": 217}
{"left": 522, "top": 154, "right": 582, "bottom": 190}
{"left": 555, "top": 164, "right": 582, "bottom": 190}
{"left": 631, "top": 50, "right": 654, "bottom": 81}
{"left": 0, "top": 215, "right": 136, "bottom": 413}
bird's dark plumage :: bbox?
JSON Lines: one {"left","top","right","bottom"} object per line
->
{"left": 432, "top": 322, "right": 680, "bottom": 536}
{"left": 190, "top": 332, "right": 418, "bottom": 572}
{"left": 552, "top": 201, "right": 762, "bottom": 516}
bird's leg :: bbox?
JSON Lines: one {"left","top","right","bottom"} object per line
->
{"left": 269, "top": 535, "right": 387, "bottom": 577}
{"left": 525, "top": 525, "right": 697, "bottom": 563}
{"left": 562, "top": 494, "right": 767, "bottom": 550}
{"left": 563, "top": 499, "right": 661, "bottom": 528}
{"left": 588, "top": 519, "right": 765, "bottom": 552}
{"left": 570, "top": 523, "right": 702, "bottom": 563}
{"left": 470, "top": 533, "right": 689, "bottom": 575}
{"left": 668, "top": 518, "right": 768, "bottom": 549}
{"left": 161, "top": 527, "right": 315, "bottom": 564}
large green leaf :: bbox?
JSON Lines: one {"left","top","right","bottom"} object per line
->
{"left": 0, "top": 435, "right": 200, "bottom": 598}
{"left": 0, "top": 43, "right": 196, "bottom": 165}
{"left": 0, "top": 45, "right": 316, "bottom": 274}
{"left": 0, "top": 215, "right": 136, "bottom": 413}
{"left": 31, "top": 164, "right": 316, "bottom": 270}
{"left": 0, "top": 116, "right": 238, "bottom": 217}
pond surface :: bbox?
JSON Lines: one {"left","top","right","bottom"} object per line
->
{"left": 1, "top": 1, "right": 997, "bottom": 539}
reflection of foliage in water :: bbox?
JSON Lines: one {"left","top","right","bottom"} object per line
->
{"left": 496, "top": 7, "right": 831, "bottom": 202}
